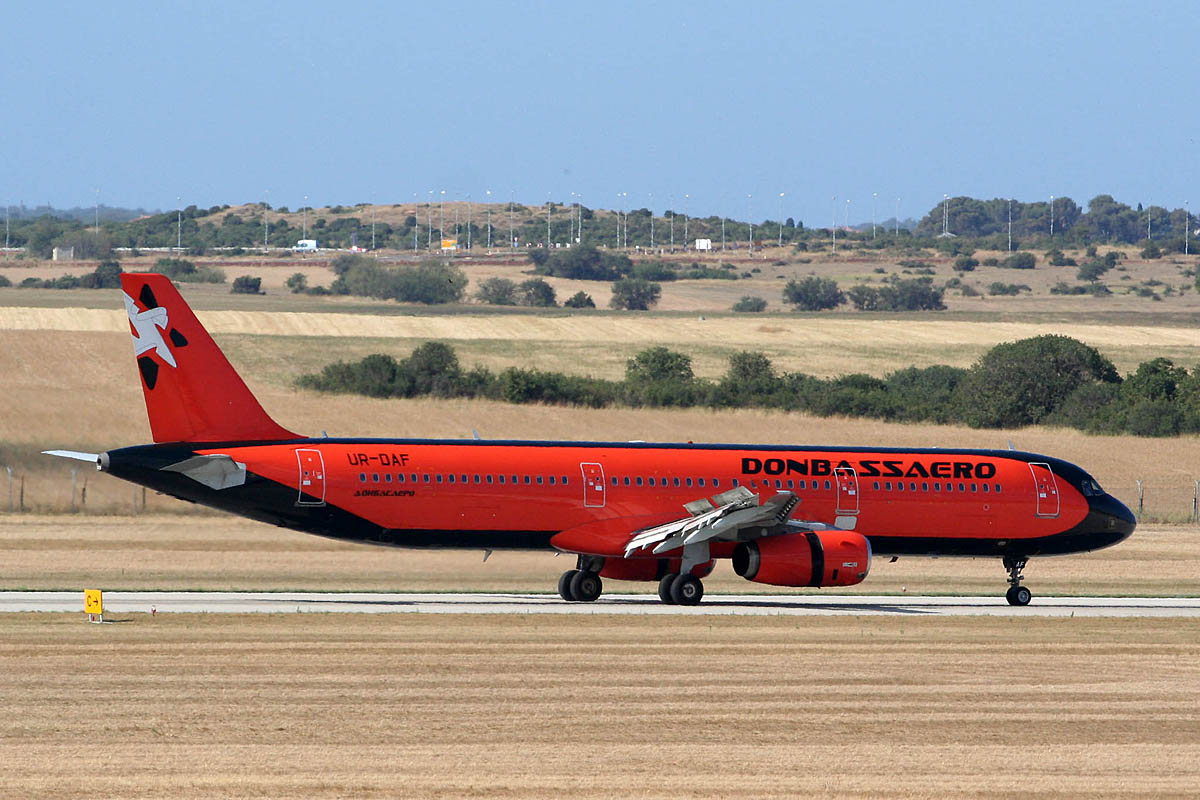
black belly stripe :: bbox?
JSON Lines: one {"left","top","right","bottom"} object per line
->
{"left": 805, "top": 532, "right": 824, "bottom": 587}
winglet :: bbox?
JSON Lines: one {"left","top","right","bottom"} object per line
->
{"left": 120, "top": 273, "right": 298, "bottom": 443}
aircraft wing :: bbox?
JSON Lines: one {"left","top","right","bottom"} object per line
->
{"left": 624, "top": 489, "right": 804, "bottom": 557}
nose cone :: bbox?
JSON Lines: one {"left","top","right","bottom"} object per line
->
{"left": 1088, "top": 492, "right": 1136, "bottom": 548}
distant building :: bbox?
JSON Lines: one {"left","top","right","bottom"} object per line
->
{"left": 52, "top": 246, "right": 74, "bottom": 261}
{"left": 695, "top": 238, "right": 712, "bottom": 251}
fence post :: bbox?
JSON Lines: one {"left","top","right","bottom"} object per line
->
{"left": 1194, "top": 481, "right": 1199, "bottom": 524}
{"left": 19, "top": 475, "right": 24, "bottom": 512}
{"left": 70, "top": 468, "right": 78, "bottom": 512}
{"left": 6, "top": 466, "right": 11, "bottom": 512}
{"left": 1136, "top": 479, "right": 1144, "bottom": 521}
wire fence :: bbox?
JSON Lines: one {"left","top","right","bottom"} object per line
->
{"left": 4, "top": 466, "right": 1200, "bottom": 523}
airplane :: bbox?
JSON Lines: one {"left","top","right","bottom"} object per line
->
{"left": 45, "top": 273, "right": 1136, "bottom": 606}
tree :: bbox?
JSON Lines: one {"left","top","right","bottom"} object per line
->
{"left": 476, "top": 277, "right": 518, "bottom": 305}
{"left": 517, "top": 278, "right": 556, "bottom": 307}
{"left": 625, "top": 347, "right": 693, "bottom": 383}
{"left": 609, "top": 278, "right": 661, "bottom": 310}
{"left": 1001, "top": 252, "right": 1036, "bottom": 269}
{"left": 953, "top": 335, "right": 1120, "bottom": 428}
{"left": 286, "top": 273, "right": 308, "bottom": 293}
{"left": 953, "top": 256, "right": 978, "bottom": 272}
{"left": 782, "top": 276, "right": 844, "bottom": 310}
{"left": 563, "top": 291, "right": 595, "bottom": 308}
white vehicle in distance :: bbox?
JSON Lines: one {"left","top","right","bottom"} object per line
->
{"left": 293, "top": 239, "right": 319, "bottom": 252}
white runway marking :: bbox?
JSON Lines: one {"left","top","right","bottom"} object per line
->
{"left": 3, "top": 591, "right": 1200, "bottom": 616}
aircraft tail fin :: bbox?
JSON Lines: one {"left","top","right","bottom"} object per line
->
{"left": 120, "top": 273, "right": 299, "bottom": 443}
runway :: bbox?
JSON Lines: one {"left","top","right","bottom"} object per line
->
{"left": 4, "top": 591, "right": 1200, "bottom": 616}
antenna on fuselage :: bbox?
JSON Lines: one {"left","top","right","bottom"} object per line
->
{"left": 472, "top": 429, "right": 482, "bottom": 440}
{"left": 1007, "top": 440, "right": 1015, "bottom": 451}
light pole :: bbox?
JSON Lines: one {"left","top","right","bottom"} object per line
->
{"left": 649, "top": 193, "right": 654, "bottom": 249}
{"left": 942, "top": 194, "right": 949, "bottom": 236}
{"left": 895, "top": 197, "right": 900, "bottom": 235}
{"left": 509, "top": 193, "right": 514, "bottom": 248}
{"left": 262, "top": 191, "right": 268, "bottom": 250}
{"left": 669, "top": 194, "right": 674, "bottom": 248}
{"left": 1049, "top": 195, "right": 1054, "bottom": 237}
{"left": 4, "top": 205, "right": 8, "bottom": 249}
{"left": 546, "top": 194, "right": 551, "bottom": 247}
{"left": 845, "top": 199, "right": 851, "bottom": 231}
{"left": 371, "top": 203, "right": 376, "bottom": 250}
{"left": 486, "top": 190, "right": 492, "bottom": 249}
{"left": 303, "top": 195, "right": 308, "bottom": 239}
{"left": 466, "top": 195, "right": 471, "bottom": 250}
{"left": 683, "top": 194, "right": 689, "bottom": 245}
{"left": 1008, "top": 199, "right": 1013, "bottom": 252}
{"left": 576, "top": 194, "right": 583, "bottom": 243}
{"left": 872, "top": 192, "right": 877, "bottom": 239}
{"left": 413, "top": 193, "right": 419, "bottom": 250}
{"left": 1186, "top": 201, "right": 1190, "bottom": 256}
{"left": 427, "top": 191, "right": 433, "bottom": 249}
{"left": 831, "top": 195, "right": 837, "bottom": 253}
{"left": 177, "top": 196, "right": 182, "bottom": 252}
{"left": 747, "top": 193, "right": 753, "bottom": 253}
{"left": 439, "top": 190, "right": 445, "bottom": 250}
{"left": 94, "top": 188, "right": 100, "bottom": 233}
{"left": 778, "top": 192, "right": 785, "bottom": 247}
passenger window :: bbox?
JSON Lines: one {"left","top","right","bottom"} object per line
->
{"left": 474, "top": 475, "right": 481, "bottom": 484}
{"left": 674, "top": 477, "right": 681, "bottom": 487}
{"left": 685, "top": 478, "right": 693, "bottom": 487}
{"left": 398, "top": 474, "right": 405, "bottom": 483}
{"left": 787, "top": 480, "right": 794, "bottom": 489}
{"left": 982, "top": 483, "right": 989, "bottom": 493}
{"left": 732, "top": 478, "right": 739, "bottom": 487}
{"left": 436, "top": 474, "right": 443, "bottom": 483}
{"left": 648, "top": 477, "right": 656, "bottom": 486}
{"left": 933, "top": 482, "right": 940, "bottom": 491}
{"left": 624, "top": 477, "right": 631, "bottom": 486}
{"left": 873, "top": 481, "right": 880, "bottom": 490}
{"left": 909, "top": 482, "right": 916, "bottom": 491}
{"left": 523, "top": 476, "right": 531, "bottom": 485}
{"left": 958, "top": 482, "right": 966, "bottom": 492}
{"left": 971, "top": 483, "right": 977, "bottom": 492}
{"left": 423, "top": 474, "right": 431, "bottom": 483}
{"left": 537, "top": 476, "right": 544, "bottom": 485}
{"left": 611, "top": 477, "right": 618, "bottom": 486}
{"left": 699, "top": 479, "right": 706, "bottom": 487}
{"left": 461, "top": 474, "right": 467, "bottom": 484}
{"left": 562, "top": 476, "right": 569, "bottom": 485}
{"left": 548, "top": 476, "right": 556, "bottom": 485}
{"left": 897, "top": 482, "right": 904, "bottom": 492}
{"left": 448, "top": 474, "right": 455, "bottom": 484}
{"left": 385, "top": 474, "right": 392, "bottom": 483}
{"left": 498, "top": 475, "right": 506, "bottom": 484}
{"left": 511, "top": 475, "right": 518, "bottom": 484}
{"left": 713, "top": 479, "right": 720, "bottom": 487}
{"left": 411, "top": 473, "right": 418, "bottom": 483}
{"left": 824, "top": 480, "right": 831, "bottom": 490}
{"left": 486, "top": 475, "right": 493, "bottom": 484}
{"left": 359, "top": 473, "right": 366, "bottom": 482}
{"left": 636, "top": 477, "right": 644, "bottom": 486}
{"left": 885, "top": 481, "right": 892, "bottom": 491}
{"left": 372, "top": 473, "right": 380, "bottom": 482}
{"left": 774, "top": 479, "right": 781, "bottom": 489}
{"left": 995, "top": 483, "right": 1002, "bottom": 493}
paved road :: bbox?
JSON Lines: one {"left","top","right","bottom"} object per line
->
{"left": 4, "top": 591, "right": 1200, "bottom": 617}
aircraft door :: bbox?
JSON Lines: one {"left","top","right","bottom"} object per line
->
{"left": 1028, "top": 462, "right": 1060, "bottom": 518}
{"left": 580, "top": 462, "right": 606, "bottom": 508}
{"left": 835, "top": 466, "right": 859, "bottom": 515}
{"left": 296, "top": 448, "right": 326, "bottom": 506}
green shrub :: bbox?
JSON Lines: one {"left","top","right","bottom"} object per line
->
{"left": 231, "top": 275, "right": 262, "bottom": 294}
{"left": 285, "top": 273, "right": 308, "bottom": 293}
{"left": 1001, "top": 252, "right": 1036, "bottom": 269}
{"left": 563, "top": 291, "right": 595, "bottom": 308}
{"left": 609, "top": 278, "right": 661, "bottom": 310}
{"left": 782, "top": 276, "right": 843, "bottom": 310}
{"left": 732, "top": 295, "right": 767, "bottom": 312}
{"left": 476, "top": 277, "right": 518, "bottom": 305}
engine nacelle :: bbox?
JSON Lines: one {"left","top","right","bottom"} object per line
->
{"left": 732, "top": 531, "right": 871, "bottom": 588}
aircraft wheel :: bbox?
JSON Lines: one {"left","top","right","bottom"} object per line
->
{"left": 670, "top": 574, "right": 704, "bottom": 606}
{"left": 1006, "top": 585, "right": 1032, "bottom": 606}
{"left": 570, "top": 570, "right": 603, "bottom": 602}
{"left": 658, "top": 573, "right": 678, "bottom": 604}
{"left": 558, "top": 570, "right": 580, "bottom": 601}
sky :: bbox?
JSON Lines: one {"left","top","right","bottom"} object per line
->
{"left": 3, "top": 1, "right": 1195, "bottom": 226}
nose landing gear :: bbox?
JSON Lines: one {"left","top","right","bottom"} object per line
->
{"left": 1003, "top": 555, "right": 1032, "bottom": 606}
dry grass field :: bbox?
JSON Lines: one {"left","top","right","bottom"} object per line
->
{"left": 0, "top": 514, "right": 1196, "bottom": 597}
{"left": 1, "top": 612, "right": 1198, "bottom": 799}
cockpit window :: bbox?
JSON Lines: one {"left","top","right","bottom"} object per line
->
{"left": 1079, "top": 477, "right": 1105, "bottom": 496}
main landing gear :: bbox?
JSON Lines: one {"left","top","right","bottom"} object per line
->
{"left": 1003, "top": 555, "right": 1032, "bottom": 606}
{"left": 657, "top": 573, "right": 704, "bottom": 606}
{"left": 559, "top": 555, "right": 604, "bottom": 602}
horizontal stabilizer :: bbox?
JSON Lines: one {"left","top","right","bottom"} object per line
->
{"left": 161, "top": 454, "right": 247, "bottom": 491}
{"left": 42, "top": 450, "right": 101, "bottom": 465}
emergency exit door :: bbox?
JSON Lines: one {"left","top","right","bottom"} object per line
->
{"left": 835, "top": 466, "right": 860, "bottom": 515}
{"left": 580, "top": 462, "right": 606, "bottom": 508}
{"left": 296, "top": 449, "right": 326, "bottom": 506}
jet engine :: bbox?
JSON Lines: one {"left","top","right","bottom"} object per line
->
{"left": 732, "top": 531, "right": 871, "bottom": 587}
